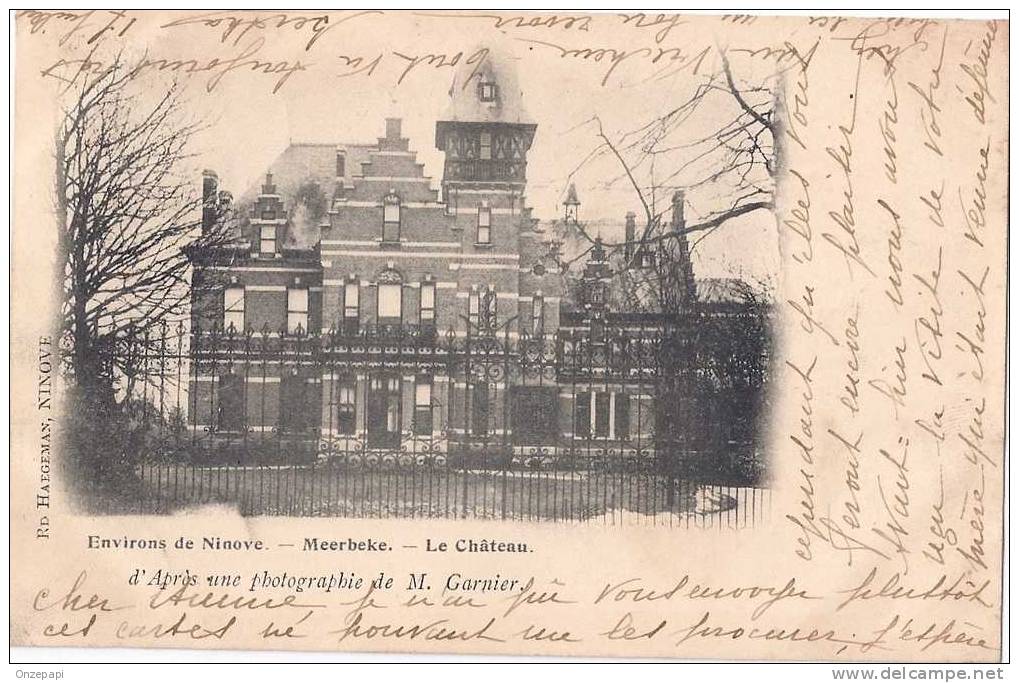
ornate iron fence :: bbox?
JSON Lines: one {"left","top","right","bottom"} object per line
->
{"left": 92, "top": 318, "right": 769, "bottom": 525}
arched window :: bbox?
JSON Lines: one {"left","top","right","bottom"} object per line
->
{"left": 382, "top": 191, "right": 401, "bottom": 242}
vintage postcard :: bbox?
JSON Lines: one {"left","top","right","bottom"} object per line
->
{"left": 10, "top": 10, "right": 1008, "bottom": 661}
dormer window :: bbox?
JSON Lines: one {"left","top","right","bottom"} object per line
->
{"left": 477, "top": 204, "right": 491, "bottom": 244}
{"left": 382, "top": 192, "right": 401, "bottom": 242}
{"left": 478, "top": 81, "right": 498, "bottom": 102}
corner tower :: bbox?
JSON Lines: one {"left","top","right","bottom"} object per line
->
{"left": 435, "top": 52, "right": 537, "bottom": 202}
{"left": 434, "top": 50, "right": 543, "bottom": 339}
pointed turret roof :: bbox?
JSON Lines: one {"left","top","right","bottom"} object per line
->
{"left": 440, "top": 45, "right": 534, "bottom": 125}
{"left": 564, "top": 183, "right": 580, "bottom": 206}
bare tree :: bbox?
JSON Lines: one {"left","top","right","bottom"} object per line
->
{"left": 54, "top": 59, "right": 235, "bottom": 496}
{"left": 554, "top": 50, "right": 777, "bottom": 486}
{"left": 55, "top": 60, "right": 231, "bottom": 396}
{"left": 560, "top": 49, "right": 776, "bottom": 314}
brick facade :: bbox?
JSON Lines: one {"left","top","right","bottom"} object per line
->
{"left": 188, "top": 55, "right": 657, "bottom": 461}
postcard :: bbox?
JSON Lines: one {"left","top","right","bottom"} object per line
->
{"left": 10, "top": 10, "right": 1007, "bottom": 660}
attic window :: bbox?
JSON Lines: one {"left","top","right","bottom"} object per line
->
{"left": 478, "top": 81, "right": 498, "bottom": 102}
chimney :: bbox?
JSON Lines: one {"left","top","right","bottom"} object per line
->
{"left": 671, "top": 190, "right": 696, "bottom": 304}
{"left": 202, "top": 170, "right": 218, "bottom": 232}
{"left": 218, "top": 190, "right": 233, "bottom": 217}
{"left": 671, "top": 190, "right": 685, "bottom": 229}
{"left": 385, "top": 118, "right": 402, "bottom": 140}
{"left": 380, "top": 118, "right": 410, "bottom": 152}
{"left": 262, "top": 172, "right": 276, "bottom": 195}
{"left": 624, "top": 211, "right": 636, "bottom": 261}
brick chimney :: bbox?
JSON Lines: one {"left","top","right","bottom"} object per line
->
{"left": 624, "top": 211, "right": 636, "bottom": 261}
{"left": 202, "top": 170, "right": 218, "bottom": 232}
{"left": 380, "top": 118, "right": 409, "bottom": 152}
{"left": 671, "top": 190, "right": 696, "bottom": 305}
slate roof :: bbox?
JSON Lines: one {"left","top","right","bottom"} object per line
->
{"left": 237, "top": 142, "right": 375, "bottom": 209}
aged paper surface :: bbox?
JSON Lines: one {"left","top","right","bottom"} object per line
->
{"left": 10, "top": 11, "right": 1007, "bottom": 660}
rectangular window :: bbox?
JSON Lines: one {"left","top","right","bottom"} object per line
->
{"left": 343, "top": 281, "right": 359, "bottom": 333}
{"left": 469, "top": 288, "right": 496, "bottom": 332}
{"left": 477, "top": 205, "right": 491, "bottom": 244}
{"left": 614, "top": 394, "right": 630, "bottom": 440}
{"left": 575, "top": 391, "right": 591, "bottom": 438}
{"left": 594, "top": 392, "right": 611, "bottom": 438}
{"left": 574, "top": 391, "right": 629, "bottom": 439}
{"left": 280, "top": 375, "right": 309, "bottom": 433}
{"left": 335, "top": 378, "right": 356, "bottom": 435}
{"left": 471, "top": 383, "right": 490, "bottom": 436}
{"left": 468, "top": 290, "right": 480, "bottom": 331}
{"left": 479, "top": 82, "right": 497, "bottom": 102}
{"left": 287, "top": 288, "right": 308, "bottom": 333}
{"left": 224, "top": 286, "right": 245, "bottom": 331}
{"left": 480, "top": 132, "right": 492, "bottom": 160}
{"left": 335, "top": 152, "right": 345, "bottom": 177}
{"left": 419, "top": 281, "right": 435, "bottom": 325}
{"left": 384, "top": 377, "right": 400, "bottom": 432}
{"left": 531, "top": 295, "right": 544, "bottom": 336}
{"left": 511, "top": 386, "right": 558, "bottom": 446}
{"left": 378, "top": 283, "right": 402, "bottom": 322}
{"left": 413, "top": 376, "right": 433, "bottom": 436}
{"left": 217, "top": 374, "right": 244, "bottom": 432}
{"left": 260, "top": 225, "right": 276, "bottom": 254}
{"left": 382, "top": 200, "right": 401, "bottom": 242}
{"left": 482, "top": 289, "right": 497, "bottom": 331}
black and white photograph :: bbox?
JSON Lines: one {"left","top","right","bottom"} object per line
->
{"left": 58, "top": 32, "right": 777, "bottom": 524}
{"left": 10, "top": 9, "right": 1007, "bottom": 666}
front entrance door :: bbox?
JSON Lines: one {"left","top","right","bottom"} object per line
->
{"left": 367, "top": 374, "right": 401, "bottom": 448}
